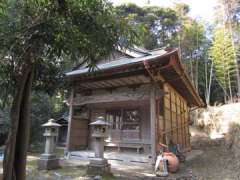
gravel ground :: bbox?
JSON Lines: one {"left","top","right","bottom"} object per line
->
{"left": 183, "top": 146, "right": 239, "bottom": 180}
{"left": 1, "top": 135, "right": 240, "bottom": 180}
{"left": 31, "top": 145, "right": 236, "bottom": 180}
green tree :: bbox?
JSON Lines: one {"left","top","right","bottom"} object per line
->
{"left": 172, "top": 3, "right": 211, "bottom": 102}
{"left": 216, "top": 0, "right": 240, "bottom": 95}
{"left": 116, "top": 3, "right": 179, "bottom": 49}
{"left": 30, "top": 92, "right": 54, "bottom": 145}
{"left": 0, "top": 0, "right": 137, "bottom": 179}
{"left": 209, "top": 28, "right": 237, "bottom": 102}
{"left": 179, "top": 20, "right": 207, "bottom": 88}
{"left": 116, "top": 3, "right": 210, "bottom": 103}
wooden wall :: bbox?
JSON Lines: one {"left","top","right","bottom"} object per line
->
{"left": 67, "top": 82, "right": 191, "bottom": 152}
{"left": 157, "top": 83, "right": 190, "bottom": 150}
{"left": 67, "top": 84, "right": 152, "bottom": 152}
{"left": 88, "top": 101, "right": 151, "bottom": 152}
{"left": 141, "top": 105, "right": 150, "bottom": 143}
{"left": 67, "top": 105, "right": 90, "bottom": 151}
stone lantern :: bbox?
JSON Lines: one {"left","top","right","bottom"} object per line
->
{"left": 87, "top": 116, "right": 110, "bottom": 175}
{"left": 38, "top": 119, "right": 61, "bottom": 170}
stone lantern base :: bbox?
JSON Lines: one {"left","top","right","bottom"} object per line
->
{"left": 0, "top": 168, "right": 3, "bottom": 180}
{"left": 37, "top": 154, "right": 60, "bottom": 170}
{"left": 87, "top": 158, "right": 111, "bottom": 175}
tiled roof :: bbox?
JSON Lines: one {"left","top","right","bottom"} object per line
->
{"left": 66, "top": 48, "right": 168, "bottom": 77}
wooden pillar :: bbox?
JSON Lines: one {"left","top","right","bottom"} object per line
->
{"left": 150, "top": 83, "right": 156, "bottom": 164}
{"left": 66, "top": 88, "right": 74, "bottom": 152}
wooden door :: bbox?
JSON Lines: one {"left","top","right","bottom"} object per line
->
{"left": 106, "top": 109, "right": 141, "bottom": 142}
{"left": 121, "top": 109, "right": 141, "bottom": 141}
{"left": 106, "top": 109, "right": 122, "bottom": 141}
{"left": 69, "top": 117, "right": 89, "bottom": 150}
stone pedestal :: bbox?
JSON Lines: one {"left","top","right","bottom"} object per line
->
{"left": 94, "top": 138, "right": 104, "bottom": 158}
{"left": 0, "top": 158, "right": 3, "bottom": 180}
{"left": 37, "top": 119, "right": 61, "bottom": 170}
{"left": 0, "top": 168, "right": 3, "bottom": 180}
{"left": 38, "top": 154, "right": 60, "bottom": 170}
{"left": 88, "top": 117, "right": 111, "bottom": 175}
{"left": 87, "top": 158, "right": 111, "bottom": 175}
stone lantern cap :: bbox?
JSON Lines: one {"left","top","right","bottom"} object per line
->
{"left": 42, "top": 119, "right": 61, "bottom": 128}
{"left": 89, "top": 117, "right": 110, "bottom": 126}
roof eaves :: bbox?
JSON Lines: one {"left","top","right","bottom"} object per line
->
{"left": 66, "top": 49, "right": 170, "bottom": 77}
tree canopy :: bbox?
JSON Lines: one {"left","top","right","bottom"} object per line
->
{"left": 1, "top": 0, "right": 240, "bottom": 179}
{"left": 116, "top": 3, "right": 180, "bottom": 49}
{"left": 0, "top": 0, "right": 139, "bottom": 179}
{"left": 209, "top": 28, "right": 237, "bottom": 101}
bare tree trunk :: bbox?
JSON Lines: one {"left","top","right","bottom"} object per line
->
{"left": 224, "top": 92, "right": 227, "bottom": 103}
{"left": 225, "top": 1, "right": 240, "bottom": 96}
{"left": 190, "top": 58, "right": 194, "bottom": 84}
{"left": 207, "top": 61, "right": 213, "bottom": 105}
{"left": 205, "top": 60, "right": 208, "bottom": 103}
{"left": 195, "top": 26, "right": 199, "bottom": 92}
{"left": 195, "top": 59, "right": 199, "bottom": 91}
{"left": 228, "top": 69, "right": 233, "bottom": 102}
{"left": 3, "top": 60, "right": 33, "bottom": 180}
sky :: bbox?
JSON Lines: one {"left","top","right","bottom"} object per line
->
{"left": 111, "top": 0, "right": 218, "bottom": 23}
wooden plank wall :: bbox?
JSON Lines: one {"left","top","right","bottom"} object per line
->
{"left": 158, "top": 83, "right": 190, "bottom": 150}
{"left": 89, "top": 102, "right": 151, "bottom": 151}
{"left": 68, "top": 117, "right": 89, "bottom": 151}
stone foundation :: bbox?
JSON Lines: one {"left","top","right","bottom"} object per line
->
{"left": 0, "top": 169, "right": 2, "bottom": 180}
{"left": 37, "top": 154, "right": 60, "bottom": 170}
{"left": 87, "top": 158, "right": 111, "bottom": 175}
{"left": 0, "top": 169, "right": 3, "bottom": 180}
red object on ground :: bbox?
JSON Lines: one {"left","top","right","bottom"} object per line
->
{"left": 163, "top": 152, "right": 179, "bottom": 173}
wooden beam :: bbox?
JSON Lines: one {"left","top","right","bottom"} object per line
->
{"left": 74, "top": 84, "right": 151, "bottom": 105}
{"left": 114, "top": 77, "right": 131, "bottom": 85}
{"left": 112, "top": 78, "right": 127, "bottom": 86}
{"left": 104, "top": 79, "right": 117, "bottom": 86}
{"left": 128, "top": 76, "right": 141, "bottom": 84}
{"left": 66, "top": 88, "right": 74, "bottom": 152}
{"left": 81, "top": 83, "right": 104, "bottom": 89}
{"left": 150, "top": 83, "right": 156, "bottom": 164}
{"left": 78, "top": 75, "right": 150, "bottom": 90}
{"left": 136, "top": 75, "right": 151, "bottom": 83}
{"left": 70, "top": 69, "right": 146, "bottom": 83}
{"left": 155, "top": 71, "right": 165, "bottom": 82}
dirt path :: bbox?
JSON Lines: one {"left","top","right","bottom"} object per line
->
{"left": 184, "top": 146, "right": 238, "bottom": 180}
{"left": 110, "top": 147, "right": 239, "bottom": 180}
{"left": 5, "top": 134, "right": 239, "bottom": 180}
{"left": 25, "top": 144, "right": 240, "bottom": 180}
